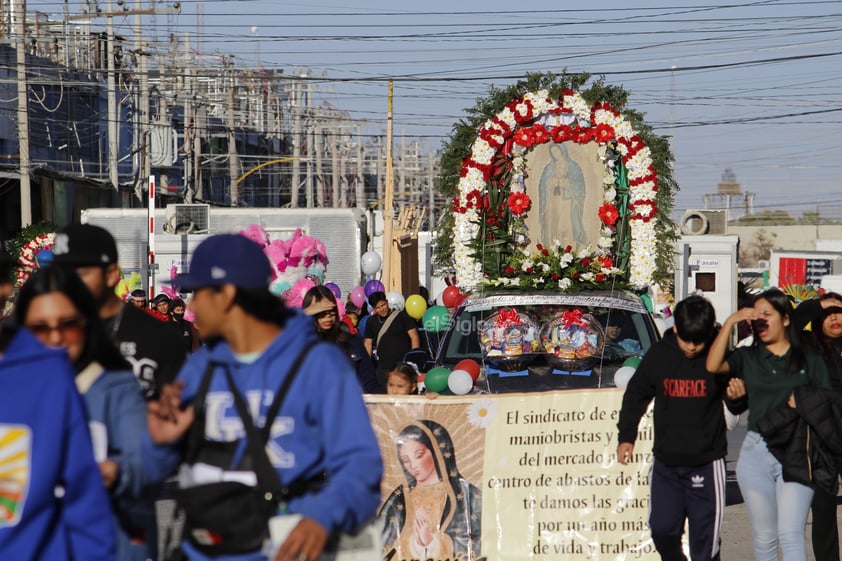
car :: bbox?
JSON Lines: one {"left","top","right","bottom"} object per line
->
{"left": 434, "top": 290, "right": 660, "bottom": 393}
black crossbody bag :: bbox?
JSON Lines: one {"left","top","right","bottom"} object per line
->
{"left": 174, "top": 347, "right": 320, "bottom": 555}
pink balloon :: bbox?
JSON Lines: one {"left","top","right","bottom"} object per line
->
{"left": 350, "top": 286, "right": 367, "bottom": 309}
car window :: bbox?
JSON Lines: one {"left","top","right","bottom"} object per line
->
{"left": 438, "top": 299, "right": 657, "bottom": 393}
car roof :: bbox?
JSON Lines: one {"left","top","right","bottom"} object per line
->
{"left": 461, "top": 290, "right": 649, "bottom": 314}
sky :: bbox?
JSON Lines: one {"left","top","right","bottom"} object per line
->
{"left": 28, "top": 0, "right": 842, "bottom": 219}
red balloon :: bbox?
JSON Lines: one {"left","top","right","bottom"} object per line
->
{"left": 442, "top": 285, "right": 461, "bottom": 308}
{"left": 453, "top": 292, "right": 469, "bottom": 309}
{"left": 454, "top": 359, "right": 481, "bottom": 381}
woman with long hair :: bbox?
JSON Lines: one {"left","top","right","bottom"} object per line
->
{"left": 15, "top": 266, "right": 155, "bottom": 561}
{"left": 303, "top": 285, "right": 381, "bottom": 393}
{"left": 379, "top": 420, "right": 482, "bottom": 560}
{"left": 707, "top": 288, "right": 830, "bottom": 561}
{"left": 794, "top": 291, "right": 842, "bottom": 561}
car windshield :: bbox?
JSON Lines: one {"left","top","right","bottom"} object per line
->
{"left": 436, "top": 292, "right": 659, "bottom": 393}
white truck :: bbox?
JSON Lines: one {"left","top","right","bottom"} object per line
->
{"left": 81, "top": 206, "right": 368, "bottom": 297}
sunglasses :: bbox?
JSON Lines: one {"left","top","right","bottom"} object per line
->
{"left": 26, "top": 317, "right": 87, "bottom": 340}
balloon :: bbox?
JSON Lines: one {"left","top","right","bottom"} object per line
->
{"left": 614, "top": 366, "right": 637, "bottom": 389}
{"left": 405, "top": 294, "right": 428, "bottom": 320}
{"left": 424, "top": 367, "right": 451, "bottom": 393}
{"left": 364, "top": 279, "right": 385, "bottom": 298}
{"left": 442, "top": 285, "right": 461, "bottom": 308}
{"left": 386, "top": 291, "right": 405, "bottom": 311}
{"left": 324, "top": 282, "right": 341, "bottom": 300}
{"left": 350, "top": 286, "right": 367, "bottom": 309}
{"left": 448, "top": 369, "right": 473, "bottom": 395}
{"left": 623, "top": 356, "right": 642, "bottom": 369}
{"left": 454, "top": 359, "right": 481, "bottom": 381}
{"left": 361, "top": 251, "right": 382, "bottom": 276}
{"left": 422, "top": 305, "right": 450, "bottom": 333}
{"left": 453, "top": 292, "right": 469, "bottom": 309}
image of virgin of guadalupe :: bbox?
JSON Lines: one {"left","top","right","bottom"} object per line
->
{"left": 525, "top": 141, "right": 602, "bottom": 250}
{"left": 379, "top": 419, "right": 482, "bottom": 560}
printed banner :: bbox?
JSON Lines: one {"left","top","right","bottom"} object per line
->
{"left": 366, "top": 389, "right": 656, "bottom": 561}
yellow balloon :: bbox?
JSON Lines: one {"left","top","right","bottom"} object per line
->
{"left": 405, "top": 294, "right": 428, "bottom": 320}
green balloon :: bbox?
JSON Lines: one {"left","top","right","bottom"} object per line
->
{"left": 424, "top": 367, "right": 451, "bottom": 393}
{"left": 423, "top": 305, "right": 450, "bottom": 333}
{"left": 623, "top": 356, "right": 642, "bottom": 369}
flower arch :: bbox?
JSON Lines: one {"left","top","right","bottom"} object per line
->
{"left": 450, "top": 88, "right": 661, "bottom": 292}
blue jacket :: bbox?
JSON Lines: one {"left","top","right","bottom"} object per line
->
{"left": 80, "top": 365, "right": 154, "bottom": 561}
{"left": 0, "top": 328, "right": 116, "bottom": 561}
{"left": 146, "top": 310, "right": 383, "bottom": 561}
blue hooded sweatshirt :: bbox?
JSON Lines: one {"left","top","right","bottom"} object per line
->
{"left": 79, "top": 363, "right": 155, "bottom": 561}
{"left": 145, "top": 310, "right": 383, "bottom": 561}
{"left": 0, "top": 328, "right": 116, "bottom": 561}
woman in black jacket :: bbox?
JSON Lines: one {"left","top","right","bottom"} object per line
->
{"left": 794, "top": 292, "right": 842, "bottom": 561}
{"left": 303, "top": 285, "right": 383, "bottom": 393}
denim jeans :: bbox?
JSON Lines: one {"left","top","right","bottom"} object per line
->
{"left": 736, "top": 431, "right": 814, "bottom": 561}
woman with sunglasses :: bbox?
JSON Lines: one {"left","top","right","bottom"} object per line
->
{"left": 303, "top": 285, "right": 382, "bottom": 393}
{"left": 15, "top": 266, "right": 155, "bottom": 561}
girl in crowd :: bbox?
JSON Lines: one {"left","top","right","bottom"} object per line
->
{"left": 794, "top": 291, "right": 842, "bottom": 561}
{"left": 303, "top": 285, "right": 382, "bottom": 393}
{"left": 379, "top": 420, "right": 482, "bottom": 560}
{"left": 15, "top": 266, "right": 155, "bottom": 561}
{"left": 386, "top": 362, "right": 419, "bottom": 395}
{"left": 707, "top": 288, "right": 830, "bottom": 561}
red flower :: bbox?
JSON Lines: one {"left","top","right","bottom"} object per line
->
{"left": 541, "top": 248, "right": 549, "bottom": 256}
{"left": 565, "top": 245, "right": 573, "bottom": 253}
{"left": 513, "top": 128, "right": 535, "bottom": 148}
{"left": 595, "top": 273, "right": 606, "bottom": 283}
{"left": 593, "top": 123, "right": 615, "bottom": 143}
{"left": 598, "top": 202, "right": 620, "bottom": 226}
{"left": 507, "top": 192, "right": 532, "bottom": 216}
{"left": 465, "top": 189, "right": 482, "bottom": 209}
{"left": 531, "top": 124, "right": 550, "bottom": 145}
{"left": 551, "top": 273, "right": 559, "bottom": 281}
{"left": 526, "top": 267, "right": 534, "bottom": 274}
{"left": 505, "top": 266, "right": 515, "bottom": 275}
{"left": 536, "top": 243, "right": 544, "bottom": 251}
{"left": 551, "top": 125, "right": 572, "bottom": 143}
{"left": 573, "top": 127, "right": 594, "bottom": 143}
{"left": 507, "top": 99, "right": 534, "bottom": 124}
{"left": 599, "top": 256, "right": 614, "bottom": 269}
{"left": 581, "top": 257, "right": 591, "bottom": 268}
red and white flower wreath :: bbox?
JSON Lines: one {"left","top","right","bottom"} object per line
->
{"left": 15, "top": 233, "right": 56, "bottom": 287}
{"left": 452, "top": 89, "right": 658, "bottom": 291}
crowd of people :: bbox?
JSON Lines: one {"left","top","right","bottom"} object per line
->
{"left": 0, "top": 227, "right": 397, "bottom": 561}
{"left": 4, "top": 224, "right": 842, "bottom": 561}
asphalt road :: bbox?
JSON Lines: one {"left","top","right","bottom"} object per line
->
{"left": 721, "top": 416, "right": 836, "bottom": 561}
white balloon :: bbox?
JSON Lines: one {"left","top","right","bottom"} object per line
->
{"left": 448, "top": 369, "right": 473, "bottom": 395}
{"left": 386, "top": 290, "right": 405, "bottom": 311}
{"left": 361, "top": 251, "right": 382, "bottom": 275}
{"left": 435, "top": 291, "right": 445, "bottom": 306}
{"left": 613, "top": 366, "right": 637, "bottom": 389}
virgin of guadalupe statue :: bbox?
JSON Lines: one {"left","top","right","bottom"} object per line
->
{"left": 378, "top": 419, "right": 482, "bottom": 560}
{"left": 538, "top": 143, "right": 588, "bottom": 247}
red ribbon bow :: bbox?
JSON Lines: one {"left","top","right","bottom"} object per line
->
{"left": 496, "top": 308, "right": 523, "bottom": 328}
{"left": 561, "top": 309, "right": 588, "bottom": 329}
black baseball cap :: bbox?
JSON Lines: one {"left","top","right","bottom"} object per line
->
{"left": 52, "top": 224, "right": 118, "bottom": 266}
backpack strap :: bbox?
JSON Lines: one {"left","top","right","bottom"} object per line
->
{"left": 183, "top": 361, "right": 219, "bottom": 464}
{"left": 221, "top": 345, "right": 312, "bottom": 495}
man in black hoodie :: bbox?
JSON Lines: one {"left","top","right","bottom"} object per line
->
{"left": 617, "top": 294, "right": 729, "bottom": 561}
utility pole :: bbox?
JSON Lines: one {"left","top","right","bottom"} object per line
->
{"left": 15, "top": 0, "right": 32, "bottom": 226}
{"left": 382, "top": 81, "right": 395, "bottom": 291}
{"left": 226, "top": 58, "right": 240, "bottom": 206}
{"left": 106, "top": 1, "right": 118, "bottom": 189}
{"left": 315, "top": 124, "right": 323, "bottom": 207}
{"left": 135, "top": 0, "right": 150, "bottom": 202}
{"left": 331, "top": 126, "right": 339, "bottom": 207}
{"left": 428, "top": 151, "right": 436, "bottom": 228}
{"left": 290, "top": 79, "right": 301, "bottom": 207}
{"left": 356, "top": 125, "right": 363, "bottom": 209}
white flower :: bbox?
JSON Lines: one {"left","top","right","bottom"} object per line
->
{"left": 604, "top": 187, "right": 617, "bottom": 201}
{"left": 580, "top": 272, "right": 594, "bottom": 281}
{"left": 521, "top": 260, "right": 533, "bottom": 272}
{"left": 558, "top": 278, "right": 572, "bottom": 290}
{"left": 467, "top": 398, "right": 498, "bottom": 428}
{"left": 560, "top": 253, "right": 574, "bottom": 267}
{"left": 540, "top": 263, "right": 550, "bottom": 273}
